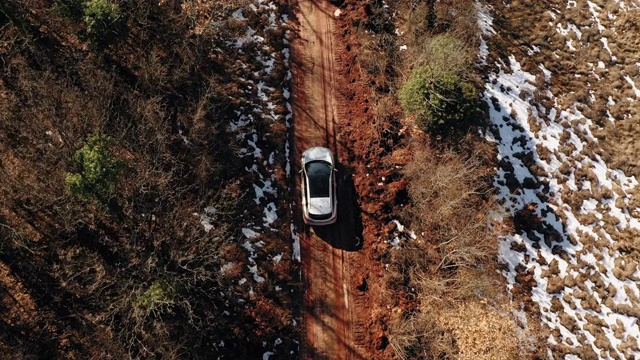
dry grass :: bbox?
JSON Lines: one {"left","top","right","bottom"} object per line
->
{"left": 402, "top": 141, "right": 497, "bottom": 270}
{"left": 389, "top": 312, "right": 456, "bottom": 360}
{"left": 384, "top": 137, "right": 528, "bottom": 358}
{"left": 465, "top": 0, "right": 640, "bottom": 357}
{"left": 435, "top": 301, "right": 519, "bottom": 360}
{"left": 388, "top": 264, "right": 528, "bottom": 360}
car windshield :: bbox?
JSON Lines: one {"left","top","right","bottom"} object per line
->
{"left": 306, "top": 161, "right": 331, "bottom": 198}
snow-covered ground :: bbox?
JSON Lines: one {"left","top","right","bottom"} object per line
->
{"left": 478, "top": 1, "right": 640, "bottom": 358}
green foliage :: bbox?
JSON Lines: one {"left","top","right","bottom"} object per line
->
{"left": 398, "top": 34, "right": 478, "bottom": 133}
{"left": 83, "top": 0, "right": 125, "bottom": 46}
{"left": 135, "top": 280, "right": 176, "bottom": 315}
{"left": 422, "top": 34, "right": 472, "bottom": 76}
{"left": 65, "top": 134, "right": 124, "bottom": 202}
{"left": 398, "top": 66, "right": 477, "bottom": 131}
{"left": 54, "top": 0, "right": 85, "bottom": 21}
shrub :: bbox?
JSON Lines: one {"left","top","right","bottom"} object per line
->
{"left": 388, "top": 309, "right": 457, "bottom": 360}
{"left": 420, "top": 34, "right": 472, "bottom": 76}
{"left": 402, "top": 146, "right": 496, "bottom": 270}
{"left": 64, "top": 134, "right": 124, "bottom": 202}
{"left": 134, "top": 280, "right": 176, "bottom": 316}
{"left": 398, "top": 34, "right": 478, "bottom": 133}
{"left": 398, "top": 66, "right": 477, "bottom": 132}
{"left": 386, "top": 144, "right": 507, "bottom": 359}
{"left": 83, "top": 0, "right": 125, "bottom": 46}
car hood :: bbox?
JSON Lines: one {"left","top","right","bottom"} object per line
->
{"left": 308, "top": 197, "right": 332, "bottom": 215}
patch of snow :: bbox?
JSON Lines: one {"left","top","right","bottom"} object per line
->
{"left": 249, "top": 264, "right": 265, "bottom": 282}
{"left": 476, "top": 2, "right": 496, "bottom": 36}
{"left": 232, "top": 8, "right": 246, "bottom": 20}
{"left": 387, "top": 220, "right": 416, "bottom": 248}
{"left": 600, "top": 37, "right": 617, "bottom": 61}
{"left": 624, "top": 75, "right": 640, "bottom": 97}
{"left": 263, "top": 202, "right": 278, "bottom": 226}
{"left": 479, "top": 39, "right": 489, "bottom": 63}
{"left": 199, "top": 212, "right": 215, "bottom": 232}
{"left": 253, "top": 178, "right": 275, "bottom": 205}
{"left": 556, "top": 22, "right": 582, "bottom": 40}
{"left": 587, "top": 1, "right": 605, "bottom": 31}
{"left": 392, "top": 219, "right": 404, "bottom": 232}
{"left": 291, "top": 223, "right": 300, "bottom": 261}
{"left": 243, "top": 228, "right": 261, "bottom": 239}
{"left": 285, "top": 142, "right": 291, "bottom": 178}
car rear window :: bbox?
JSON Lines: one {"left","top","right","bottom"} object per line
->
{"left": 306, "top": 161, "right": 331, "bottom": 198}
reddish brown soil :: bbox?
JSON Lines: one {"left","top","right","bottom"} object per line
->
{"left": 291, "top": 0, "right": 400, "bottom": 359}
{"left": 291, "top": 0, "right": 355, "bottom": 358}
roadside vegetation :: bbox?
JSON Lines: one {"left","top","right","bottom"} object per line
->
{"left": 0, "top": 1, "right": 296, "bottom": 358}
{"left": 352, "top": 0, "right": 533, "bottom": 358}
{"left": 398, "top": 34, "right": 478, "bottom": 134}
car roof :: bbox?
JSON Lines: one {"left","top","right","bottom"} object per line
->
{"left": 302, "top": 147, "right": 333, "bottom": 164}
{"left": 306, "top": 161, "right": 331, "bottom": 198}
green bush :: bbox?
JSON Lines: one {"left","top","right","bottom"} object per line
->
{"left": 83, "top": 0, "right": 125, "bottom": 45}
{"left": 421, "top": 34, "right": 472, "bottom": 76}
{"left": 398, "top": 34, "right": 478, "bottom": 132}
{"left": 134, "top": 280, "right": 176, "bottom": 316}
{"left": 65, "top": 134, "right": 124, "bottom": 202}
{"left": 398, "top": 66, "right": 477, "bottom": 131}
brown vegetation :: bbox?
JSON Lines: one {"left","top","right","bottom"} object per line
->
{"left": 0, "top": 0, "right": 297, "bottom": 358}
{"left": 326, "top": 0, "right": 536, "bottom": 358}
{"left": 384, "top": 139, "right": 514, "bottom": 359}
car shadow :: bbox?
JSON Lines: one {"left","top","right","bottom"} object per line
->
{"left": 310, "top": 162, "right": 363, "bottom": 251}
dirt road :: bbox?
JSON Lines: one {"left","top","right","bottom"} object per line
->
{"left": 291, "top": 0, "right": 364, "bottom": 359}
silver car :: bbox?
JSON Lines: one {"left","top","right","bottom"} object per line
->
{"left": 301, "top": 147, "right": 337, "bottom": 225}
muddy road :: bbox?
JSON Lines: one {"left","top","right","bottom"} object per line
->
{"left": 291, "top": 0, "right": 366, "bottom": 359}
